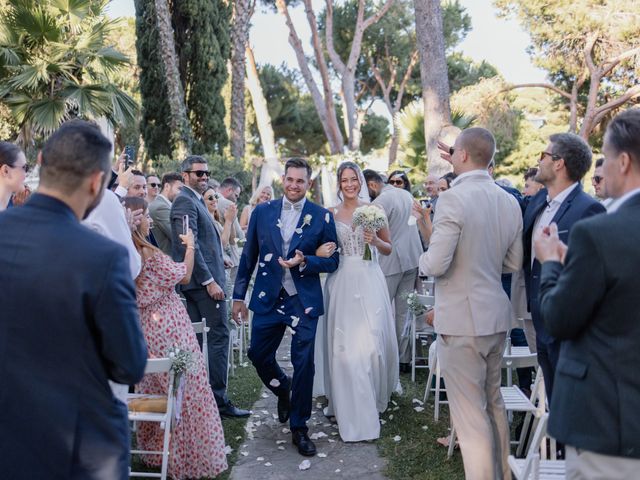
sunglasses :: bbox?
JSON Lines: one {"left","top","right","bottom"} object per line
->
{"left": 184, "top": 170, "right": 210, "bottom": 178}
{"left": 148, "top": 182, "right": 160, "bottom": 188}
{"left": 592, "top": 175, "right": 603, "bottom": 184}
{"left": 540, "top": 151, "right": 561, "bottom": 161}
{"left": 206, "top": 194, "right": 217, "bottom": 201}
{"left": 7, "top": 163, "right": 30, "bottom": 173}
{"left": 389, "top": 179, "right": 405, "bottom": 186}
{"left": 449, "top": 146, "right": 455, "bottom": 155}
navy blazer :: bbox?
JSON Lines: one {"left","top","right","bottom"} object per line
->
{"left": 0, "top": 194, "right": 147, "bottom": 479}
{"left": 539, "top": 193, "right": 640, "bottom": 457}
{"left": 170, "top": 187, "right": 226, "bottom": 291}
{"left": 233, "top": 198, "right": 339, "bottom": 317}
{"left": 522, "top": 185, "right": 605, "bottom": 340}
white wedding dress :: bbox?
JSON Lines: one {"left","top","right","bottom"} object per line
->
{"left": 318, "top": 220, "right": 400, "bottom": 442}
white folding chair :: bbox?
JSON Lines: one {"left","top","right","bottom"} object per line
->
{"left": 445, "top": 373, "right": 543, "bottom": 459}
{"left": 128, "top": 358, "right": 177, "bottom": 480}
{"left": 191, "top": 317, "right": 209, "bottom": 378}
{"left": 423, "top": 341, "right": 448, "bottom": 422}
{"left": 509, "top": 414, "right": 566, "bottom": 479}
{"left": 411, "top": 294, "right": 435, "bottom": 382}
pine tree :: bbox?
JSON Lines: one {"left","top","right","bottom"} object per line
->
{"left": 135, "top": 0, "right": 172, "bottom": 158}
{"left": 135, "top": 0, "right": 231, "bottom": 158}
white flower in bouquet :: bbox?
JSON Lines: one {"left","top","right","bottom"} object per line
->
{"left": 352, "top": 205, "right": 387, "bottom": 260}
{"left": 168, "top": 346, "right": 194, "bottom": 393}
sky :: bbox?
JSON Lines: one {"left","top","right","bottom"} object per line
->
{"left": 107, "top": 0, "right": 547, "bottom": 85}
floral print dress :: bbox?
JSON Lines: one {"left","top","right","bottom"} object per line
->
{"left": 135, "top": 252, "right": 227, "bottom": 479}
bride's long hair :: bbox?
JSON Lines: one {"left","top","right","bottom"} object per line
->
{"left": 336, "top": 161, "right": 369, "bottom": 203}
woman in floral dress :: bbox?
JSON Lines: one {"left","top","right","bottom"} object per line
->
{"left": 123, "top": 196, "right": 228, "bottom": 479}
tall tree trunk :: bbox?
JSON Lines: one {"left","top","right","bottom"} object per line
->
{"left": 414, "top": 0, "right": 451, "bottom": 176}
{"left": 388, "top": 130, "right": 400, "bottom": 165}
{"left": 245, "top": 45, "right": 281, "bottom": 186}
{"left": 230, "top": 0, "right": 250, "bottom": 160}
{"left": 154, "top": 0, "right": 192, "bottom": 157}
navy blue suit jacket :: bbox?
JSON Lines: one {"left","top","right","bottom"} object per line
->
{"left": 233, "top": 198, "right": 339, "bottom": 317}
{"left": 0, "top": 194, "right": 147, "bottom": 479}
{"left": 522, "top": 185, "right": 605, "bottom": 342}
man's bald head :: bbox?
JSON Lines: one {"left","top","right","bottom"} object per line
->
{"left": 458, "top": 128, "right": 496, "bottom": 168}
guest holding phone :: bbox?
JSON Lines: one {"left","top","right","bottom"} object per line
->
{"left": 122, "top": 196, "right": 228, "bottom": 480}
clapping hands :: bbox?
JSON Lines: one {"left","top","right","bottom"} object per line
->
{"left": 534, "top": 223, "right": 568, "bottom": 264}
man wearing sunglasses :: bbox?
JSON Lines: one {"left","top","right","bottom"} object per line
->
{"left": 592, "top": 157, "right": 614, "bottom": 208}
{"left": 522, "top": 133, "right": 605, "bottom": 403}
{"left": 170, "top": 155, "right": 250, "bottom": 418}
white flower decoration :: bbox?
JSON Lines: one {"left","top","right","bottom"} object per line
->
{"left": 258, "top": 291, "right": 266, "bottom": 299}
{"left": 294, "top": 228, "right": 303, "bottom": 234}
{"left": 290, "top": 316, "right": 300, "bottom": 327}
{"left": 303, "top": 214, "right": 312, "bottom": 226}
{"left": 325, "top": 212, "right": 330, "bottom": 223}
{"left": 264, "top": 253, "right": 273, "bottom": 262}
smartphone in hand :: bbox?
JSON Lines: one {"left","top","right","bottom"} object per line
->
{"left": 182, "top": 215, "right": 189, "bottom": 236}
{"left": 124, "top": 145, "right": 135, "bottom": 168}
{"left": 420, "top": 199, "right": 431, "bottom": 209}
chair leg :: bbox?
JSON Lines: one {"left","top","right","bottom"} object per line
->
{"left": 159, "top": 424, "right": 172, "bottom": 480}
{"left": 434, "top": 361, "right": 441, "bottom": 422}
{"left": 447, "top": 424, "right": 456, "bottom": 458}
{"left": 424, "top": 366, "right": 433, "bottom": 403}
{"left": 411, "top": 314, "right": 416, "bottom": 382}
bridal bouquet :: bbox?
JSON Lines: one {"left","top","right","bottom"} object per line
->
{"left": 352, "top": 205, "right": 387, "bottom": 261}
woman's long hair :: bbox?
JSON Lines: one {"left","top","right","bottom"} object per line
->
{"left": 249, "top": 185, "right": 273, "bottom": 207}
{"left": 121, "top": 196, "right": 160, "bottom": 267}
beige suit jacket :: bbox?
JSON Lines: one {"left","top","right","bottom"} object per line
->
{"left": 373, "top": 185, "right": 423, "bottom": 276}
{"left": 419, "top": 171, "right": 523, "bottom": 336}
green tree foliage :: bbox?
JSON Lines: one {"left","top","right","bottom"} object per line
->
{"left": 494, "top": 0, "right": 640, "bottom": 137}
{"left": 451, "top": 77, "right": 521, "bottom": 165}
{"left": 0, "top": 0, "right": 137, "bottom": 144}
{"left": 250, "top": 64, "right": 389, "bottom": 157}
{"left": 135, "top": 0, "right": 231, "bottom": 160}
{"left": 447, "top": 52, "right": 498, "bottom": 93}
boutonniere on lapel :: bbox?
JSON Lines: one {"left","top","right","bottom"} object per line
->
{"left": 295, "top": 214, "right": 313, "bottom": 235}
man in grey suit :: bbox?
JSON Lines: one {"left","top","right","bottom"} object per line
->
{"left": 535, "top": 109, "right": 640, "bottom": 479}
{"left": 149, "top": 172, "right": 183, "bottom": 255}
{"left": 363, "top": 169, "right": 423, "bottom": 370}
{"left": 170, "top": 156, "right": 249, "bottom": 418}
{"left": 420, "top": 128, "right": 523, "bottom": 480}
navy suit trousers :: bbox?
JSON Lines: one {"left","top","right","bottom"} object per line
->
{"left": 248, "top": 290, "right": 318, "bottom": 432}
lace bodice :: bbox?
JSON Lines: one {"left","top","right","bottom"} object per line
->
{"left": 336, "top": 221, "right": 366, "bottom": 257}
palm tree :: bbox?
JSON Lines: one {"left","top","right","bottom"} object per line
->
{"left": 0, "top": 0, "right": 138, "bottom": 148}
{"left": 395, "top": 98, "right": 475, "bottom": 173}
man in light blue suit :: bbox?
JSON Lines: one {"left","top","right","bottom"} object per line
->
{"left": 232, "top": 158, "right": 339, "bottom": 457}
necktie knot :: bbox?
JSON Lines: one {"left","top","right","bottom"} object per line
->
{"left": 283, "top": 200, "right": 302, "bottom": 211}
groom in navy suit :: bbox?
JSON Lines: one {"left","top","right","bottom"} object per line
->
{"left": 233, "top": 158, "right": 339, "bottom": 456}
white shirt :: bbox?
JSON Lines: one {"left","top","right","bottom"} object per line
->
{"left": 280, "top": 198, "right": 306, "bottom": 295}
{"left": 531, "top": 182, "right": 579, "bottom": 265}
{"left": 606, "top": 187, "right": 640, "bottom": 213}
{"left": 83, "top": 189, "right": 141, "bottom": 279}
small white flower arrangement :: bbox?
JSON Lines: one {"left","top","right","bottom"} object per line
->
{"left": 168, "top": 346, "right": 194, "bottom": 392}
{"left": 352, "top": 205, "right": 388, "bottom": 260}
{"left": 403, "top": 292, "right": 428, "bottom": 316}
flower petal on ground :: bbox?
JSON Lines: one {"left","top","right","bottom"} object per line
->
{"left": 299, "top": 460, "right": 311, "bottom": 470}
{"left": 269, "top": 378, "right": 280, "bottom": 387}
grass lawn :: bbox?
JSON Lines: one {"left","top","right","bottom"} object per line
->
{"left": 377, "top": 371, "right": 465, "bottom": 480}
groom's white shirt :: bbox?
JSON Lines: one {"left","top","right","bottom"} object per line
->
{"left": 281, "top": 197, "right": 306, "bottom": 295}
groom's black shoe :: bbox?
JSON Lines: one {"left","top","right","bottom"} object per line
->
{"left": 277, "top": 377, "right": 292, "bottom": 423}
{"left": 292, "top": 430, "right": 317, "bottom": 457}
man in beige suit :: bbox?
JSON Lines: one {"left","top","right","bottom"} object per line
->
{"left": 364, "top": 169, "right": 424, "bottom": 369}
{"left": 420, "top": 128, "right": 523, "bottom": 480}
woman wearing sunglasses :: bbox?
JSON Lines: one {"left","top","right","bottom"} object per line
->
{"left": 203, "top": 187, "right": 236, "bottom": 260}
{"left": 0, "top": 141, "right": 28, "bottom": 211}
{"left": 387, "top": 170, "right": 412, "bottom": 192}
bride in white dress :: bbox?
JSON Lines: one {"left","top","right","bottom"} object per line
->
{"left": 316, "top": 161, "right": 400, "bottom": 442}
